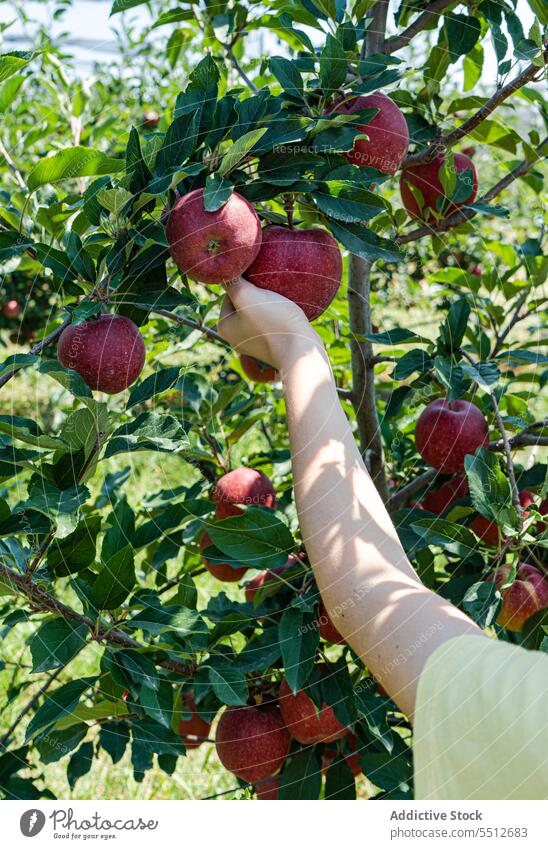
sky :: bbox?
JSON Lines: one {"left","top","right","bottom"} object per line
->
{"left": 0, "top": 0, "right": 537, "bottom": 80}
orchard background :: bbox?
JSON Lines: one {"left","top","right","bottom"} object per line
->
{"left": 0, "top": 0, "right": 546, "bottom": 801}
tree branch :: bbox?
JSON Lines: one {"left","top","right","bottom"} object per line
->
{"left": 0, "top": 561, "right": 192, "bottom": 676}
{"left": 402, "top": 48, "right": 548, "bottom": 167}
{"left": 0, "top": 315, "right": 71, "bottom": 391}
{"left": 347, "top": 255, "right": 389, "bottom": 502}
{"left": 385, "top": 0, "right": 455, "bottom": 54}
{"left": 387, "top": 469, "right": 438, "bottom": 510}
{"left": 397, "top": 138, "right": 547, "bottom": 244}
{"left": 153, "top": 308, "right": 228, "bottom": 345}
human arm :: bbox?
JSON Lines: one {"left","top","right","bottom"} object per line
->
{"left": 219, "top": 278, "right": 485, "bottom": 719}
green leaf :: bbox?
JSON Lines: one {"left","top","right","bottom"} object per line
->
{"left": 99, "top": 721, "right": 129, "bottom": 764}
{"left": 0, "top": 51, "right": 33, "bottom": 83}
{"left": 208, "top": 660, "right": 248, "bottom": 705}
{"left": 278, "top": 607, "right": 319, "bottom": 693}
{"left": 319, "top": 34, "right": 348, "bottom": 93}
{"left": 48, "top": 516, "right": 102, "bottom": 577}
{"left": 36, "top": 724, "right": 87, "bottom": 764}
{"left": 411, "top": 518, "right": 478, "bottom": 558}
{"left": 140, "top": 681, "right": 174, "bottom": 728}
{"left": 0, "top": 354, "right": 37, "bottom": 380}
{"left": 0, "top": 416, "right": 65, "bottom": 451}
{"left": 466, "top": 201, "right": 509, "bottom": 218}
{"left": 23, "top": 480, "right": 89, "bottom": 538}
{"left": 444, "top": 14, "right": 481, "bottom": 63}
{"left": 67, "top": 741, "right": 93, "bottom": 789}
{"left": 327, "top": 219, "right": 401, "bottom": 263}
{"left": 203, "top": 171, "right": 234, "bottom": 212}
{"left": 30, "top": 618, "right": 87, "bottom": 673}
{"left": 313, "top": 188, "right": 384, "bottom": 223}
{"left": 464, "top": 448, "right": 513, "bottom": 523}
{"left": 433, "top": 356, "right": 468, "bottom": 402}
{"left": 393, "top": 349, "right": 432, "bottom": 380}
{"left": 462, "top": 581, "right": 501, "bottom": 628}
{"left": 127, "top": 367, "right": 181, "bottom": 409}
{"left": 325, "top": 757, "right": 356, "bottom": 799}
{"left": 208, "top": 507, "right": 294, "bottom": 570}
{"left": 354, "top": 687, "right": 393, "bottom": 751}
{"left": 279, "top": 750, "right": 322, "bottom": 800}
{"left": 0, "top": 230, "right": 33, "bottom": 262}
{"left": 366, "top": 329, "right": 426, "bottom": 345}
{"left": 218, "top": 128, "right": 267, "bottom": 177}
{"left": 439, "top": 298, "right": 470, "bottom": 352}
{"left": 27, "top": 147, "right": 123, "bottom": 192}
{"left": 269, "top": 56, "right": 304, "bottom": 100}
{"left": 25, "top": 678, "right": 95, "bottom": 741}
{"left": 90, "top": 546, "right": 135, "bottom": 609}
{"left": 110, "top": 0, "right": 148, "bottom": 13}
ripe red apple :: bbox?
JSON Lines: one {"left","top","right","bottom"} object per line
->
{"left": 489, "top": 563, "right": 548, "bottom": 632}
{"left": 421, "top": 475, "right": 468, "bottom": 514}
{"left": 322, "top": 733, "right": 362, "bottom": 777}
{"left": 415, "top": 398, "right": 488, "bottom": 473}
{"left": 199, "top": 532, "right": 247, "bottom": 582}
{"left": 470, "top": 265, "right": 482, "bottom": 277}
{"left": 57, "top": 314, "right": 145, "bottom": 394}
{"left": 245, "top": 225, "right": 342, "bottom": 321}
{"left": 471, "top": 490, "right": 538, "bottom": 546}
{"left": 215, "top": 704, "right": 290, "bottom": 783}
{"left": 278, "top": 677, "right": 347, "bottom": 744}
{"left": 245, "top": 554, "right": 299, "bottom": 604}
{"left": 166, "top": 188, "right": 262, "bottom": 284}
{"left": 143, "top": 110, "right": 159, "bottom": 129}
{"left": 400, "top": 152, "right": 478, "bottom": 222}
{"left": 240, "top": 355, "right": 279, "bottom": 384}
{"left": 317, "top": 600, "right": 345, "bottom": 645}
{"left": 462, "top": 146, "right": 476, "bottom": 158}
{"left": 255, "top": 775, "right": 280, "bottom": 799}
{"left": 3, "top": 299, "right": 21, "bottom": 319}
{"left": 328, "top": 91, "right": 409, "bottom": 175}
{"left": 213, "top": 467, "right": 276, "bottom": 520}
{"left": 538, "top": 498, "right": 548, "bottom": 532}
{"left": 179, "top": 691, "right": 211, "bottom": 749}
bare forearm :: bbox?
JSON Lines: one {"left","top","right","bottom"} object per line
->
{"left": 282, "top": 340, "right": 483, "bottom": 718}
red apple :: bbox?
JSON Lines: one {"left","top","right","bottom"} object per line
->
{"left": 245, "top": 225, "right": 342, "bottom": 321}
{"left": 245, "top": 554, "right": 299, "bottom": 604}
{"left": 317, "top": 600, "right": 345, "bottom": 645}
{"left": 489, "top": 563, "right": 548, "bottom": 632}
{"left": 470, "top": 265, "right": 482, "bottom": 277}
{"left": 199, "top": 532, "right": 248, "bottom": 582}
{"left": 421, "top": 475, "right": 468, "bottom": 514}
{"left": 215, "top": 704, "right": 290, "bottom": 783}
{"left": 57, "top": 314, "right": 145, "bottom": 394}
{"left": 538, "top": 498, "right": 548, "bottom": 532}
{"left": 143, "top": 110, "right": 159, "bottom": 129}
{"left": 462, "top": 146, "right": 476, "bottom": 158}
{"left": 415, "top": 398, "right": 488, "bottom": 473}
{"left": 179, "top": 691, "right": 211, "bottom": 749}
{"left": 213, "top": 467, "right": 276, "bottom": 520}
{"left": 329, "top": 92, "right": 409, "bottom": 175}
{"left": 470, "top": 514, "right": 501, "bottom": 546}
{"left": 400, "top": 152, "right": 478, "bottom": 222}
{"left": 2, "top": 299, "right": 21, "bottom": 319}
{"left": 240, "top": 355, "right": 279, "bottom": 384}
{"left": 278, "top": 677, "right": 347, "bottom": 744}
{"left": 166, "top": 188, "right": 261, "bottom": 284}
{"left": 255, "top": 775, "right": 280, "bottom": 799}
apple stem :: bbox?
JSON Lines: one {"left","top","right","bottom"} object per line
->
{"left": 283, "top": 194, "right": 295, "bottom": 229}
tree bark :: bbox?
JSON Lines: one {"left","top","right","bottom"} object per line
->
{"left": 347, "top": 1, "right": 390, "bottom": 503}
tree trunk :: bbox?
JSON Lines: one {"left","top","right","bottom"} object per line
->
{"left": 347, "top": 1, "right": 390, "bottom": 503}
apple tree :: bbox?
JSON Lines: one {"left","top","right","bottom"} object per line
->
{"left": 0, "top": 0, "right": 546, "bottom": 800}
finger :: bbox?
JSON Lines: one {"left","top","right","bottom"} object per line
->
{"left": 223, "top": 276, "right": 262, "bottom": 310}
{"left": 217, "top": 295, "right": 237, "bottom": 341}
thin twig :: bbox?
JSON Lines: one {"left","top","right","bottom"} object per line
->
{"left": 490, "top": 393, "right": 523, "bottom": 523}
{"left": 153, "top": 308, "right": 228, "bottom": 345}
{"left": 0, "top": 561, "right": 192, "bottom": 676}
{"left": 402, "top": 48, "right": 548, "bottom": 167}
{"left": 385, "top": 0, "right": 455, "bottom": 54}
{"left": 491, "top": 289, "right": 530, "bottom": 357}
{"left": 0, "top": 315, "right": 71, "bottom": 391}
{"left": 387, "top": 469, "right": 438, "bottom": 510}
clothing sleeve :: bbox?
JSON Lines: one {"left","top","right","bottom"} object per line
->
{"left": 413, "top": 634, "right": 548, "bottom": 800}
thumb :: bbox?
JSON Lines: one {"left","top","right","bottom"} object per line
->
{"left": 223, "top": 276, "right": 261, "bottom": 311}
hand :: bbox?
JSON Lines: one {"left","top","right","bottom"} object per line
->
{"left": 218, "top": 277, "right": 323, "bottom": 371}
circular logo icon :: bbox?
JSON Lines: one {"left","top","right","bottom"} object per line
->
{"left": 19, "top": 810, "right": 46, "bottom": 837}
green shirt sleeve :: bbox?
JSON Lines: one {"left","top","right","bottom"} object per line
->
{"left": 413, "top": 634, "right": 548, "bottom": 799}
